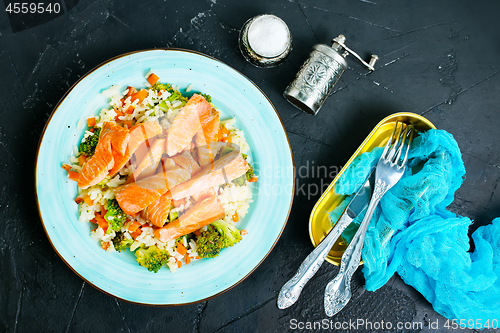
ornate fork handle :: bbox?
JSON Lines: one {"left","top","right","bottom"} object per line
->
{"left": 277, "top": 212, "right": 354, "bottom": 309}
{"left": 324, "top": 179, "right": 390, "bottom": 316}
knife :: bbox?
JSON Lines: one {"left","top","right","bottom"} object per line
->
{"left": 277, "top": 170, "right": 374, "bottom": 309}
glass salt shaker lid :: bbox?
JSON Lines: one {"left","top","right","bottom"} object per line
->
{"left": 239, "top": 14, "right": 292, "bottom": 68}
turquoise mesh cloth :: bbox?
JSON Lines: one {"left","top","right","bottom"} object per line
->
{"left": 329, "top": 129, "right": 500, "bottom": 327}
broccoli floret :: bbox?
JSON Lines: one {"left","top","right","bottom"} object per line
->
{"left": 166, "top": 90, "right": 188, "bottom": 103}
{"left": 196, "top": 225, "right": 223, "bottom": 258}
{"left": 112, "top": 231, "right": 134, "bottom": 252}
{"left": 212, "top": 219, "right": 242, "bottom": 248}
{"left": 196, "top": 220, "right": 243, "bottom": 258}
{"left": 151, "top": 82, "right": 172, "bottom": 92}
{"left": 151, "top": 82, "right": 188, "bottom": 103}
{"left": 135, "top": 245, "right": 169, "bottom": 273}
{"left": 79, "top": 128, "right": 101, "bottom": 157}
{"left": 246, "top": 163, "right": 255, "bottom": 182}
{"left": 104, "top": 199, "right": 127, "bottom": 232}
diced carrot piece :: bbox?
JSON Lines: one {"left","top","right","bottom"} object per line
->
{"left": 125, "top": 86, "right": 137, "bottom": 97}
{"left": 176, "top": 243, "right": 188, "bottom": 256}
{"left": 185, "top": 255, "right": 191, "bottom": 265}
{"left": 172, "top": 198, "right": 186, "bottom": 207}
{"left": 87, "top": 117, "right": 96, "bottom": 127}
{"left": 241, "top": 229, "right": 248, "bottom": 236}
{"left": 95, "top": 213, "right": 108, "bottom": 233}
{"left": 177, "top": 261, "right": 182, "bottom": 268}
{"left": 128, "top": 221, "right": 142, "bottom": 233}
{"left": 147, "top": 73, "right": 160, "bottom": 86}
{"left": 248, "top": 177, "right": 258, "bottom": 183}
{"left": 74, "top": 197, "right": 84, "bottom": 204}
{"left": 125, "top": 105, "right": 135, "bottom": 114}
{"left": 193, "top": 229, "right": 201, "bottom": 236}
{"left": 68, "top": 170, "right": 79, "bottom": 181}
{"left": 232, "top": 213, "right": 239, "bottom": 222}
{"left": 78, "top": 155, "right": 87, "bottom": 166}
{"left": 62, "top": 163, "right": 71, "bottom": 171}
{"left": 123, "top": 120, "right": 134, "bottom": 128}
{"left": 89, "top": 128, "right": 95, "bottom": 133}
{"left": 114, "top": 109, "right": 124, "bottom": 120}
{"left": 195, "top": 256, "right": 201, "bottom": 260}
{"left": 83, "top": 194, "right": 93, "bottom": 207}
{"left": 102, "top": 242, "right": 109, "bottom": 250}
{"left": 130, "top": 229, "right": 142, "bottom": 240}
{"left": 130, "top": 89, "right": 148, "bottom": 104}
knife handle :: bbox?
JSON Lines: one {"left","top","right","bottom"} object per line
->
{"left": 277, "top": 213, "right": 353, "bottom": 309}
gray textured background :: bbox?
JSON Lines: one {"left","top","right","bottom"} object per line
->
{"left": 1, "top": 0, "right": 499, "bottom": 332}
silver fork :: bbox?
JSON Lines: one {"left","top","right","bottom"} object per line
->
{"left": 324, "top": 122, "right": 414, "bottom": 317}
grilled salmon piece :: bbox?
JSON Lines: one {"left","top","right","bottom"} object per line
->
{"left": 107, "top": 122, "right": 130, "bottom": 156}
{"left": 114, "top": 166, "right": 190, "bottom": 215}
{"left": 154, "top": 195, "right": 224, "bottom": 243}
{"left": 161, "top": 156, "right": 176, "bottom": 170}
{"left": 77, "top": 122, "right": 125, "bottom": 189}
{"left": 172, "top": 151, "right": 201, "bottom": 176}
{"left": 191, "top": 187, "right": 215, "bottom": 203}
{"left": 195, "top": 110, "right": 220, "bottom": 167}
{"left": 133, "top": 138, "right": 166, "bottom": 180}
{"left": 142, "top": 192, "right": 173, "bottom": 228}
{"left": 170, "top": 150, "right": 249, "bottom": 200}
{"left": 109, "top": 121, "right": 163, "bottom": 176}
{"left": 166, "top": 94, "right": 211, "bottom": 156}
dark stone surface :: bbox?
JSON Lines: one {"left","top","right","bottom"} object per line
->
{"left": 1, "top": 0, "right": 500, "bottom": 332}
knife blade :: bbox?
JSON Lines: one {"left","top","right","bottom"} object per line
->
{"left": 277, "top": 169, "right": 374, "bottom": 310}
{"left": 340, "top": 170, "right": 374, "bottom": 225}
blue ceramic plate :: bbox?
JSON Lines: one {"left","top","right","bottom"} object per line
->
{"left": 35, "top": 49, "right": 295, "bottom": 305}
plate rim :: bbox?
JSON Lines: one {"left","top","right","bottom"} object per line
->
{"left": 34, "top": 47, "right": 296, "bottom": 306}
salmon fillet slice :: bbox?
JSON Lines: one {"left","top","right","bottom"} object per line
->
{"left": 106, "top": 122, "right": 130, "bottom": 156}
{"left": 109, "top": 121, "right": 163, "bottom": 176}
{"left": 77, "top": 122, "right": 124, "bottom": 189}
{"left": 191, "top": 187, "right": 215, "bottom": 203}
{"left": 161, "top": 156, "right": 176, "bottom": 170}
{"left": 133, "top": 138, "right": 166, "bottom": 180}
{"left": 166, "top": 94, "right": 211, "bottom": 156}
{"left": 172, "top": 151, "right": 201, "bottom": 176}
{"left": 154, "top": 195, "right": 224, "bottom": 243}
{"left": 142, "top": 192, "right": 173, "bottom": 228}
{"left": 170, "top": 150, "right": 249, "bottom": 200}
{"left": 114, "top": 166, "right": 190, "bottom": 215}
{"left": 195, "top": 110, "right": 220, "bottom": 167}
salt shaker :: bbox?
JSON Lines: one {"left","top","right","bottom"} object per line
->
{"left": 239, "top": 14, "right": 292, "bottom": 68}
{"left": 283, "top": 35, "right": 378, "bottom": 115}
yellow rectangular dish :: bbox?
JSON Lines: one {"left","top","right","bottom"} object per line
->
{"left": 308, "top": 112, "right": 436, "bottom": 265}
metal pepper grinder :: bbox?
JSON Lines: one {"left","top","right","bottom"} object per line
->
{"left": 283, "top": 35, "right": 378, "bottom": 115}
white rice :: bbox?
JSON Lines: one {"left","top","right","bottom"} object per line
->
{"left": 221, "top": 118, "right": 250, "bottom": 154}
{"left": 218, "top": 183, "right": 253, "bottom": 224}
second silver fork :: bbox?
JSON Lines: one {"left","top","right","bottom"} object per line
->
{"left": 324, "top": 122, "right": 415, "bottom": 317}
